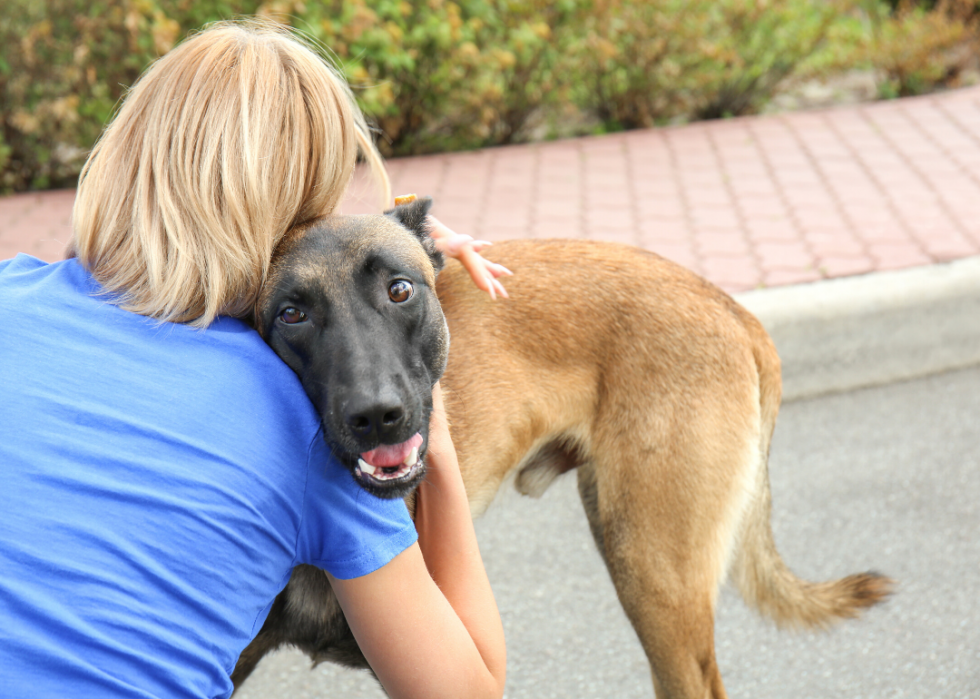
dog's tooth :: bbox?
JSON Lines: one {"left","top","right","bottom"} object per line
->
{"left": 358, "top": 458, "right": 376, "bottom": 476}
{"left": 405, "top": 447, "right": 418, "bottom": 467}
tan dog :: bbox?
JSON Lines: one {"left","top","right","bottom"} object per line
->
{"left": 236, "top": 198, "right": 892, "bottom": 698}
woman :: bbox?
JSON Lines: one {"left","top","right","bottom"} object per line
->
{"left": 0, "top": 20, "right": 506, "bottom": 699}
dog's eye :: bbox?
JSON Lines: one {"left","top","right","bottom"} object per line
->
{"left": 388, "top": 280, "right": 414, "bottom": 303}
{"left": 279, "top": 307, "right": 307, "bottom": 324}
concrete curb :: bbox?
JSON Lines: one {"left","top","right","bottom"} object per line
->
{"left": 735, "top": 256, "right": 980, "bottom": 402}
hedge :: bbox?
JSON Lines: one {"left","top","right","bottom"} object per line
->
{"left": 0, "top": 0, "right": 975, "bottom": 193}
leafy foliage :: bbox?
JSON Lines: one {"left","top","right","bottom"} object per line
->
{"left": 0, "top": 0, "right": 260, "bottom": 192}
{"left": 0, "top": 0, "right": 976, "bottom": 192}
{"left": 567, "top": 0, "right": 863, "bottom": 128}
{"left": 267, "top": 0, "right": 582, "bottom": 154}
{"left": 867, "top": 0, "right": 978, "bottom": 98}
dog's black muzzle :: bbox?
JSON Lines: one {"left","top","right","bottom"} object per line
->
{"left": 318, "top": 368, "right": 433, "bottom": 499}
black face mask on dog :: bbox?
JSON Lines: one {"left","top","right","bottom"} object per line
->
{"left": 256, "top": 197, "right": 448, "bottom": 498}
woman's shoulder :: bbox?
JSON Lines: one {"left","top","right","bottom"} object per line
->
{"left": 1, "top": 254, "right": 323, "bottom": 463}
{"left": 141, "top": 315, "right": 325, "bottom": 450}
{"left": 0, "top": 252, "right": 46, "bottom": 273}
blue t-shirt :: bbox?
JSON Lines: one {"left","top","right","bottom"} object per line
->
{"left": 0, "top": 255, "right": 417, "bottom": 699}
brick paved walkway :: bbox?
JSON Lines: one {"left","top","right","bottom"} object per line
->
{"left": 4, "top": 86, "right": 980, "bottom": 293}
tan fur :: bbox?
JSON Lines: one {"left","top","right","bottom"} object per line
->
{"left": 238, "top": 231, "right": 891, "bottom": 699}
{"left": 432, "top": 239, "right": 892, "bottom": 699}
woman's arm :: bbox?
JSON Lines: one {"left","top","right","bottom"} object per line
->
{"left": 327, "top": 383, "right": 506, "bottom": 699}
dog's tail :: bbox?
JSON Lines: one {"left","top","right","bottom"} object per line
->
{"left": 728, "top": 309, "right": 893, "bottom": 630}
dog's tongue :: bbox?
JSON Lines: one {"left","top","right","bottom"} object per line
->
{"left": 360, "top": 433, "right": 424, "bottom": 468}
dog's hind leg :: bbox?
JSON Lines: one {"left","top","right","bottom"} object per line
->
{"left": 575, "top": 370, "right": 768, "bottom": 699}
{"left": 578, "top": 456, "right": 730, "bottom": 699}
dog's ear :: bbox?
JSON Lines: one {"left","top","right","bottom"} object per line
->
{"left": 384, "top": 196, "right": 444, "bottom": 274}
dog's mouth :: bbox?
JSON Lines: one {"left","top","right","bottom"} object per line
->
{"left": 353, "top": 432, "right": 425, "bottom": 491}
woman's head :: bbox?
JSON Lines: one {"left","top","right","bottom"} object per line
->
{"left": 72, "top": 19, "right": 390, "bottom": 325}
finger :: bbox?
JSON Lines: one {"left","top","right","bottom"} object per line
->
{"left": 456, "top": 246, "right": 509, "bottom": 300}
{"left": 458, "top": 248, "right": 490, "bottom": 293}
{"left": 490, "top": 276, "right": 509, "bottom": 299}
{"left": 468, "top": 240, "right": 493, "bottom": 252}
{"left": 484, "top": 276, "right": 497, "bottom": 301}
{"left": 486, "top": 262, "right": 513, "bottom": 278}
{"left": 471, "top": 266, "right": 497, "bottom": 300}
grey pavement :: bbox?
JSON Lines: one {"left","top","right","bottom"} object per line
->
{"left": 738, "top": 255, "right": 980, "bottom": 400}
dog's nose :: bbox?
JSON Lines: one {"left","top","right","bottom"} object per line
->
{"left": 345, "top": 401, "right": 407, "bottom": 441}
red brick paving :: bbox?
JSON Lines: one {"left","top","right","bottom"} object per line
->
{"left": 5, "top": 86, "right": 980, "bottom": 293}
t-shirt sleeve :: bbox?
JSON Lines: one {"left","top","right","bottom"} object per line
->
{"left": 296, "top": 433, "right": 418, "bottom": 579}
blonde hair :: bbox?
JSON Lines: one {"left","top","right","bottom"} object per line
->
{"left": 71, "top": 19, "right": 390, "bottom": 325}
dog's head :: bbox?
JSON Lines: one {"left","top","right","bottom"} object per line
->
{"left": 255, "top": 197, "right": 448, "bottom": 498}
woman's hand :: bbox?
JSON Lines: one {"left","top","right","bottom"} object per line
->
{"left": 428, "top": 215, "right": 512, "bottom": 300}
{"left": 327, "top": 383, "right": 506, "bottom": 699}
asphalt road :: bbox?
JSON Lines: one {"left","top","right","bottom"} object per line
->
{"left": 236, "top": 366, "right": 980, "bottom": 698}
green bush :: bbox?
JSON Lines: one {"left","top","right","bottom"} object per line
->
{"left": 0, "top": 0, "right": 262, "bottom": 192}
{"left": 1, "top": 0, "right": 976, "bottom": 193}
{"left": 275, "top": 0, "right": 582, "bottom": 154}
{"left": 568, "top": 0, "right": 868, "bottom": 129}
{"left": 867, "top": 0, "right": 977, "bottom": 98}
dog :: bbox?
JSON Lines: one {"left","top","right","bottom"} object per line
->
{"left": 234, "top": 196, "right": 892, "bottom": 698}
